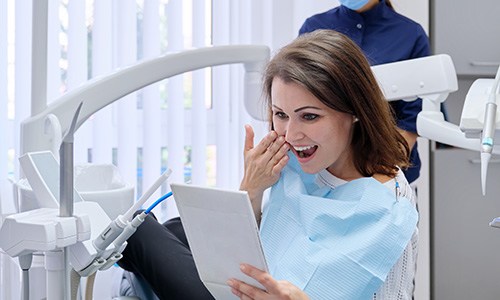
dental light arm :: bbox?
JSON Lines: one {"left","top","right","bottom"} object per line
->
{"left": 372, "top": 54, "right": 500, "bottom": 196}
{"left": 21, "top": 45, "right": 270, "bottom": 155}
{"left": 372, "top": 54, "right": 478, "bottom": 150}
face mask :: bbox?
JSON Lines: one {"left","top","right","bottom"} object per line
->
{"left": 339, "top": 0, "right": 370, "bottom": 10}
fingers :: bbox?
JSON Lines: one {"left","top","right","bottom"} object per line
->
{"left": 239, "top": 264, "right": 279, "bottom": 294}
{"left": 229, "top": 264, "right": 308, "bottom": 300}
{"left": 244, "top": 124, "right": 255, "bottom": 152}
{"left": 266, "top": 135, "right": 285, "bottom": 154}
{"left": 244, "top": 125, "right": 288, "bottom": 165}
{"left": 254, "top": 132, "right": 278, "bottom": 155}
{"left": 269, "top": 136, "right": 289, "bottom": 161}
{"left": 242, "top": 125, "right": 289, "bottom": 192}
{"left": 227, "top": 264, "right": 273, "bottom": 299}
{"left": 228, "top": 279, "right": 267, "bottom": 300}
{"left": 272, "top": 153, "right": 290, "bottom": 176}
{"left": 259, "top": 134, "right": 288, "bottom": 163}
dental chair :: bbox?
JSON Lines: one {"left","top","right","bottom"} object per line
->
{"left": 115, "top": 269, "right": 159, "bottom": 300}
{"left": 0, "top": 44, "right": 270, "bottom": 300}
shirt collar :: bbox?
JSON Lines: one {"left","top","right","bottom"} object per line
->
{"left": 340, "top": 0, "right": 392, "bottom": 23}
{"left": 316, "top": 169, "right": 347, "bottom": 189}
{"left": 361, "top": 0, "right": 391, "bottom": 21}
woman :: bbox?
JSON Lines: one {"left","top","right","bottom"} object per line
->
{"left": 299, "top": 0, "right": 431, "bottom": 184}
{"left": 118, "top": 30, "right": 418, "bottom": 300}
{"left": 229, "top": 29, "right": 417, "bottom": 300}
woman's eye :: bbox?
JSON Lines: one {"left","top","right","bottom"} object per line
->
{"left": 274, "top": 111, "right": 288, "bottom": 119}
{"left": 302, "top": 113, "right": 319, "bottom": 121}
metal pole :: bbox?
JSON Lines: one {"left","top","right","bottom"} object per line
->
{"left": 58, "top": 103, "right": 82, "bottom": 300}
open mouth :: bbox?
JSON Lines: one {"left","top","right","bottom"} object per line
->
{"left": 294, "top": 145, "right": 318, "bottom": 158}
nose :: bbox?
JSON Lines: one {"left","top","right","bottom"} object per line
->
{"left": 283, "top": 119, "right": 304, "bottom": 142}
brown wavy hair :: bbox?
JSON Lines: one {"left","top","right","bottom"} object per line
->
{"left": 262, "top": 29, "right": 409, "bottom": 177}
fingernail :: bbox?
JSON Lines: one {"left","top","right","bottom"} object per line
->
{"left": 240, "top": 264, "right": 246, "bottom": 271}
{"left": 226, "top": 279, "right": 233, "bottom": 287}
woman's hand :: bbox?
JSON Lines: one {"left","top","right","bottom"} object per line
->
{"left": 239, "top": 125, "right": 289, "bottom": 216}
{"left": 240, "top": 125, "right": 289, "bottom": 197}
{"left": 227, "top": 264, "right": 309, "bottom": 300}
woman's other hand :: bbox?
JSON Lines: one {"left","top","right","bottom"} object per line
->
{"left": 227, "top": 264, "right": 309, "bottom": 300}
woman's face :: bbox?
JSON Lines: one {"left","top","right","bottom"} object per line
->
{"left": 271, "top": 77, "right": 358, "bottom": 178}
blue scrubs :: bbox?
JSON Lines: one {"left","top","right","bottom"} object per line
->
{"left": 299, "top": 0, "right": 430, "bottom": 183}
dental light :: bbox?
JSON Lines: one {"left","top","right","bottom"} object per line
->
{"left": 372, "top": 54, "right": 473, "bottom": 149}
{"left": 371, "top": 54, "right": 500, "bottom": 196}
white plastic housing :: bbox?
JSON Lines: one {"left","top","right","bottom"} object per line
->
{"left": 0, "top": 203, "right": 91, "bottom": 257}
{"left": 372, "top": 54, "right": 458, "bottom": 101}
{"left": 18, "top": 151, "right": 84, "bottom": 210}
{"left": 460, "top": 79, "right": 500, "bottom": 139}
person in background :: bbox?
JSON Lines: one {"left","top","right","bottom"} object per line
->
{"left": 118, "top": 30, "right": 418, "bottom": 300}
{"left": 299, "top": 0, "right": 431, "bottom": 185}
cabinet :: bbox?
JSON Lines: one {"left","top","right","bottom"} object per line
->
{"left": 431, "top": 148, "right": 500, "bottom": 299}
{"left": 431, "top": 2, "right": 500, "bottom": 296}
{"left": 431, "top": 0, "right": 500, "bottom": 76}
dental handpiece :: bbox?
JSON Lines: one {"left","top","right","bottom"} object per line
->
{"left": 93, "top": 169, "right": 172, "bottom": 251}
{"left": 481, "top": 102, "right": 497, "bottom": 154}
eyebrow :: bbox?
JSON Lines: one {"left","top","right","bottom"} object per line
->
{"left": 272, "top": 104, "right": 322, "bottom": 113}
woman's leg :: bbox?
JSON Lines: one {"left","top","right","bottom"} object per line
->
{"left": 118, "top": 214, "right": 214, "bottom": 300}
{"left": 163, "top": 217, "right": 189, "bottom": 246}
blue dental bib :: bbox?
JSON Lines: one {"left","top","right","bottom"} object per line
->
{"left": 260, "top": 155, "right": 418, "bottom": 299}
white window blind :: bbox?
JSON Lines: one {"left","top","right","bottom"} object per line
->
{"left": 116, "top": 0, "right": 138, "bottom": 197}
{"left": 67, "top": 0, "right": 90, "bottom": 163}
{"left": 90, "top": 0, "right": 113, "bottom": 166}
{"left": 141, "top": 0, "right": 163, "bottom": 208}
{"left": 13, "top": 0, "right": 32, "bottom": 185}
{"left": 0, "top": 0, "right": 8, "bottom": 213}
{"left": 0, "top": 0, "right": 306, "bottom": 221}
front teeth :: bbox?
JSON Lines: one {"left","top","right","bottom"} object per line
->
{"left": 294, "top": 145, "right": 315, "bottom": 151}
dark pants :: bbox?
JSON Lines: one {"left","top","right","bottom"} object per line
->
{"left": 118, "top": 215, "right": 215, "bottom": 300}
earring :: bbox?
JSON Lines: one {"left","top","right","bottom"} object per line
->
{"left": 353, "top": 116, "right": 359, "bottom": 123}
